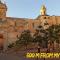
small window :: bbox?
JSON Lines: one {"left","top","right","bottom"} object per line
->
{"left": 32, "top": 23, "right": 34, "bottom": 28}
{"left": 0, "top": 18, "right": 3, "bottom": 24}
{"left": 44, "top": 22, "right": 49, "bottom": 25}
{"left": 44, "top": 21, "right": 49, "bottom": 25}
{"left": 44, "top": 17, "right": 46, "bottom": 19}
{"left": 0, "top": 34, "right": 3, "bottom": 38}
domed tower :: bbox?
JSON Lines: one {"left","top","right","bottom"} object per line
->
{"left": 40, "top": 5, "right": 46, "bottom": 15}
{"left": 0, "top": 0, "right": 7, "bottom": 20}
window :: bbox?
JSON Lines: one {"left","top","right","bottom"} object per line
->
{"left": 32, "top": 23, "right": 34, "bottom": 28}
{"left": 0, "top": 34, "right": 3, "bottom": 38}
{"left": 0, "top": 18, "right": 3, "bottom": 24}
{"left": 44, "top": 21, "right": 49, "bottom": 25}
{"left": 44, "top": 17, "right": 46, "bottom": 19}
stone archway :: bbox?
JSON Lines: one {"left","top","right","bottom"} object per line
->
{"left": 0, "top": 34, "right": 4, "bottom": 50}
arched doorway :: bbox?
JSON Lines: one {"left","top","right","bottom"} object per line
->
{"left": 0, "top": 34, "right": 4, "bottom": 50}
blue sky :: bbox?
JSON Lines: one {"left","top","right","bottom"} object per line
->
{"left": 5, "top": 0, "right": 60, "bottom": 19}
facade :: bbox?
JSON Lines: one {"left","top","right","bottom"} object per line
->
{"left": 0, "top": 1, "right": 60, "bottom": 50}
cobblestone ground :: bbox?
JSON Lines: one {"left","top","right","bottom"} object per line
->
{"left": 0, "top": 48, "right": 60, "bottom": 60}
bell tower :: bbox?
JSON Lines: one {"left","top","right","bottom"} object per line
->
{"left": 40, "top": 5, "right": 46, "bottom": 15}
{"left": 0, "top": 0, "right": 7, "bottom": 20}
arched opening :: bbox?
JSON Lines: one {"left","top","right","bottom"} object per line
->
{"left": 0, "top": 34, "right": 4, "bottom": 50}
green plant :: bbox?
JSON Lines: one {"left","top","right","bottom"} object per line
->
{"left": 8, "top": 43, "right": 14, "bottom": 48}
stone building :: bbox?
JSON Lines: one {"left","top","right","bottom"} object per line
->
{"left": 0, "top": 1, "right": 60, "bottom": 50}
